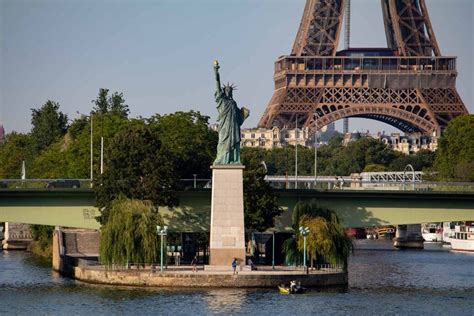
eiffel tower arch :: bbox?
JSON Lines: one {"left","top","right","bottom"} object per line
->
{"left": 258, "top": 0, "right": 468, "bottom": 135}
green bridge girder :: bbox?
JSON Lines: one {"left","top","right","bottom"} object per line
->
{"left": 1, "top": 189, "right": 473, "bottom": 231}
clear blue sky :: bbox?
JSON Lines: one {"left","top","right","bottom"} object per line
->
{"left": 1, "top": 0, "right": 472, "bottom": 134}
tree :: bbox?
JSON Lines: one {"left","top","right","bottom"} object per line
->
{"left": 109, "top": 92, "right": 130, "bottom": 118}
{"left": 389, "top": 150, "right": 435, "bottom": 171}
{"left": 364, "top": 164, "right": 387, "bottom": 172}
{"left": 92, "top": 88, "right": 109, "bottom": 114}
{"left": 0, "top": 132, "right": 33, "bottom": 178}
{"left": 30, "top": 100, "right": 68, "bottom": 153}
{"left": 148, "top": 111, "right": 217, "bottom": 180}
{"left": 92, "top": 88, "right": 130, "bottom": 118}
{"left": 99, "top": 197, "right": 162, "bottom": 266}
{"left": 241, "top": 149, "right": 282, "bottom": 231}
{"left": 94, "top": 123, "right": 179, "bottom": 224}
{"left": 435, "top": 115, "right": 474, "bottom": 181}
{"left": 282, "top": 200, "right": 353, "bottom": 271}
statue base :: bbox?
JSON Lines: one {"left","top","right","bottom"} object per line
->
{"left": 209, "top": 165, "right": 246, "bottom": 266}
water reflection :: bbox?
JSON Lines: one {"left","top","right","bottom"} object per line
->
{"left": 203, "top": 289, "right": 249, "bottom": 313}
{"left": 1, "top": 241, "right": 473, "bottom": 315}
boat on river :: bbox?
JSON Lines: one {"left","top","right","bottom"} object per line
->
{"left": 421, "top": 223, "right": 443, "bottom": 242}
{"left": 278, "top": 281, "right": 306, "bottom": 294}
{"left": 450, "top": 222, "right": 474, "bottom": 253}
{"left": 442, "top": 222, "right": 457, "bottom": 245}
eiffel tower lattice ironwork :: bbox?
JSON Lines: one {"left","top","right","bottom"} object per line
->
{"left": 257, "top": 0, "right": 468, "bottom": 135}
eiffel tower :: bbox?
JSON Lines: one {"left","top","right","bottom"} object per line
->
{"left": 258, "top": 0, "right": 468, "bottom": 135}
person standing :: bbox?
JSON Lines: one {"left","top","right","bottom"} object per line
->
{"left": 232, "top": 258, "right": 238, "bottom": 275}
{"left": 191, "top": 256, "right": 198, "bottom": 273}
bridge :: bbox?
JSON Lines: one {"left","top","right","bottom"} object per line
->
{"left": 1, "top": 188, "right": 473, "bottom": 231}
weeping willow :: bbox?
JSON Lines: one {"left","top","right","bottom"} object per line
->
{"left": 283, "top": 200, "right": 353, "bottom": 271}
{"left": 99, "top": 197, "right": 162, "bottom": 266}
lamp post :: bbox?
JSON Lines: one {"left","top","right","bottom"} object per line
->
{"left": 193, "top": 174, "right": 197, "bottom": 189}
{"left": 157, "top": 225, "right": 168, "bottom": 272}
{"left": 295, "top": 114, "right": 298, "bottom": 189}
{"left": 269, "top": 229, "right": 276, "bottom": 270}
{"left": 314, "top": 113, "right": 318, "bottom": 189}
{"left": 299, "top": 226, "right": 310, "bottom": 273}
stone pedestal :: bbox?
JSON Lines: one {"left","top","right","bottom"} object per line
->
{"left": 209, "top": 165, "right": 246, "bottom": 266}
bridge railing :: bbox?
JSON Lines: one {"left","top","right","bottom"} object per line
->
{"left": 1, "top": 178, "right": 473, "bottom": 193}
{"left": 264, "top": 177, "right": 474, "bottom": 193}
{"left": 0, "top": 179, "right": 92, "bottom": 189}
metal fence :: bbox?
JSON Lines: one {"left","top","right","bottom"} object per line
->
{"left": 74, "top": 257, "right": 343, "bottom": 273}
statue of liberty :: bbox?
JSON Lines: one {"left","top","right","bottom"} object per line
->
{"left": 213, "top": 60, "right": 249, "bottom": 165}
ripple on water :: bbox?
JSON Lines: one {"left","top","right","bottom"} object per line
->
{"left": 1, "top": 243, "right": 473, "bottom": 315}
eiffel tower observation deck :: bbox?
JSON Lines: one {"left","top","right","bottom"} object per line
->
{"left": 258, "top": 0, "right": 468, "bottom": 136}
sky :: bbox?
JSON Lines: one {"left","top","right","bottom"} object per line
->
{"left": 1, "top": 0, "right": 472, "bottom": 134}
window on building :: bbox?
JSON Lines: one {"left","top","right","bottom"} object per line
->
{"left": 241, "top": 134, "right": 245, "bottom": 138}
{"left": 261, "top": 134, "right": 265, "bottom": 138}
{"left": 251, "top": 134, "right": 255, "bottom": 139}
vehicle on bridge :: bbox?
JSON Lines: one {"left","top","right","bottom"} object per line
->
{"left": 45, "top": 179, "right": 81, "bottom": 189}
{"left": 0, "top": 181, "right": 7, "bottom": 189}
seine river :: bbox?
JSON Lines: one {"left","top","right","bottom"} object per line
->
{"left": 1, "top": 240, "right": 473, "bottom": 315}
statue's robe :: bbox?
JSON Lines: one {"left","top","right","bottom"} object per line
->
{"left": 214, "top": 89, "right": 245, "bottom": 165}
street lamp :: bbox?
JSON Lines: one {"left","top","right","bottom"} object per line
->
{"left": 314, "top": 112, "right": 318, "bottom": 189}
{"left": 157, "top": 225, "right": 168, "bottom": 272}
{"left": 295, "top": 114, "right": 298, "bottom": 189}
{"left": 299, "top": 226, "right": 310, "bottom": 272}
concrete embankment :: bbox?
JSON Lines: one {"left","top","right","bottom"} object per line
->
{"left": 66, "top": 264, "right": 347, "bottom": 288}
{"left": 53, "top": 228, "right": 348, "bottom": 288}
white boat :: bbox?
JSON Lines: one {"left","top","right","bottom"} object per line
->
{"left": 442, "top": 222, "right": 457, "bottom": 245}
{"left": 450, "top": 222, "right": 474, "bottom": 253}
{"left": 421, "top": 223, "right": 443, "bottom": 242}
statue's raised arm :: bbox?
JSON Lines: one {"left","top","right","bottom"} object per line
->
{"left": 212, "top": 60, "right": 249, "bottom": 165}
{"left": 214, "top": 60, "right": 222, "bottom": 94}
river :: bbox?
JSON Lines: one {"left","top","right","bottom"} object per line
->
{"left": 1, "top": 240, "right": 473, "bottom": 315}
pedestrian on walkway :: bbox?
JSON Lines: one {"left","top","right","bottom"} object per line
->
{"left": 191, "top": 256, "right": 198, "bottom": 272}
{"left": 232, "top": 258, "right": 238, "bottom": 275}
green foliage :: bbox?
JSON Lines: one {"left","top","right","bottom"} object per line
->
{"left": 241, "top": 149, "right": 282, "bottom": 232}
{"left": 30, "top": 225, "right": 53, "bottom": 241}
{"left": 30, "top": 100, "right": 68, "bottom": 154}
{"left": 29, "top": 225, "right": 54, "bottom": 257}
{"left": 0, "top": 132, "right": 33, "bottom": 178}
{"left": 29, "top": 140, "right": 69, "bottom": 178}
{"left": 435, "top": 115, "right": 474, "bottom": 181}
{"left": 389, "top": 150, "right": 435, "bottom": 171}
{"left": 94, "top": 123, "right": 179, "bottom": 224}
{"left": 92, "top": 88, "right": 130, "bottom": 118}
{"left": 241, "top": 136, "right": 409, "bottom": 177}
{"left": 283, "top": 200, "right": 353, "bottom": 270}
{"left": 99, "top": 197, "right": 162, "bottom": 266}
{"left": 364, "top": 164, "right": 388, "bottom": 172}
{"left": 148, "top": 111, "right": 217, "bottom": 179}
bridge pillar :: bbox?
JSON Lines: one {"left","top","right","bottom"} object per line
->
{"left": 2, "top": 222, "right": 32, "bottom": 250}
{"left": 393, "top": 224, "right": 424, "bottom": 249}
{"left": 208, "top": 165, "right": 246, "bottom": 267}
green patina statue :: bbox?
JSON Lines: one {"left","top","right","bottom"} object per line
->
{"left": 213, "top": 60, "right": 249, "bottom": 165}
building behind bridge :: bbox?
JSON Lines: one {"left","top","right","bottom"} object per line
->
{"left": 342, "top": 131, "right": 438, "bottom": 155}
{"left": 239, "top": 123, "right": 437, "bottom": 155}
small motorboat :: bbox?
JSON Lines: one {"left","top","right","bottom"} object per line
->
{"left": 278, "top": 281, "right": 306, "bottom": 294}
